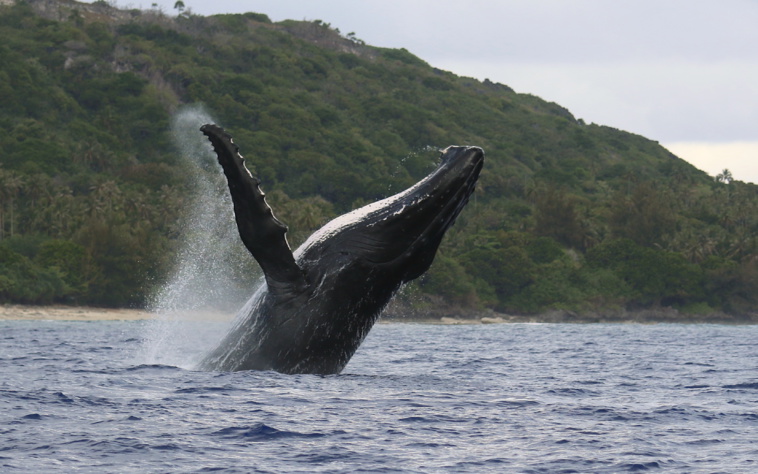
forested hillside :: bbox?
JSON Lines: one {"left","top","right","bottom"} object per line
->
{"left": 1, "top": 0, "right": 756, "bottom": 318}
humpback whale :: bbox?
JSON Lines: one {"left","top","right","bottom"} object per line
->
{"left": 198, "top": 124, "right": 483, "bottom": 374}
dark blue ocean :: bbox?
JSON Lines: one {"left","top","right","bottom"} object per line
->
{"left": 1, "top": 319, "right": 756, "bottom": 473}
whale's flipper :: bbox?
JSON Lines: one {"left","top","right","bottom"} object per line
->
{"left": 200, "top": 124, "right": 306, "bottom": 296}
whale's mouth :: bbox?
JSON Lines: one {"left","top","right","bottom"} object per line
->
{"left": 296, "top": 145, "right": 484, "bottom": 281}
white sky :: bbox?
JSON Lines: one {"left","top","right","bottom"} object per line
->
{"left": 99, "top": 0, "right": 758, "bottom": 184}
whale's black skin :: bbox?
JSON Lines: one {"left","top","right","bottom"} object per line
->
{"left": 197, "top": 124, "right": 483, "bottom": 374}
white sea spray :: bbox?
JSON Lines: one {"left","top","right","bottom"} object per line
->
{"left": 137, "top": 105, "right": 258, "bottom": 367}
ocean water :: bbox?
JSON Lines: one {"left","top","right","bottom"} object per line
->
{"left": 1, "top": 319, "right": 756, "bottom": 473}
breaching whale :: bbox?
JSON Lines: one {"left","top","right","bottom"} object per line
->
{"left": 197, "top": 124, "right": 483, "bottom": 374}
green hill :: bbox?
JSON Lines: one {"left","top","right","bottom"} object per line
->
{"left": 1, "top": 0, "right": 756, "bottom": 318}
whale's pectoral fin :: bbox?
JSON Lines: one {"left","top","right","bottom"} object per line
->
{"left": 200, "top": 124, "right": 307, "bottom": 296}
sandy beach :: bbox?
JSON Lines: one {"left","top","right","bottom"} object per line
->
{"left": 0, "top": 305, "right": 240, "bottom": 322}
{"left": 0, "top": 304, "right": 496, "bottom": 323}
{"left": 0, "top": 305, "right": 154, "bottom": 321}
{"left": 0, "top": 305, "right": 501, "bottom": 324}
{"left": 2, "top": 305, "right": 754, "bottom": 324}
{"left": 0, "top": 305, "right": 509, "bottom": 324}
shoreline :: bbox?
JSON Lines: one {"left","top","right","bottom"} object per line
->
{"left": 0, "top": 305, "right": 154, "bottom": 321}
{"left": 1, "top": 305, "right": 756, "bottom": 325}
{"left": 0, "top": 305, "right": 234, "bottom": 322}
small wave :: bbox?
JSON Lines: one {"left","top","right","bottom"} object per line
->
{"left": 16, "top": 390, "right": 116, "bottom": 408}
{"left": 723, "top": 382, "right": 758, "bottom": 389}
{"left": 405, "top": 441, "right": 456, "bottom": 448}
{"left": 211, "top": 424, "right": 326, "bottom": 441}
{"left": 493, "top": 398, "right": 540, "bottom": 407}
{"left": 174, "top": 386, "right": 238, "bottom": 394}
{"left": 569, "top": 406, "right": 630, "bottom": 421}
{"left": 653, "top": 406, "right": 690, "bottom": 415}
{"left": 615, "top": 461, "right": 662, "bottom": 471}
{"left": 398, "top": 414, "right": 469, "bottom": 424}
{"left": 53, "top": 391, "right": 74, "bottom": 403}
{"left": 547, "top": 387, "right": 601, "bottom": 397}
{"left": 124, "top": 364, "right": 182, "bottom": 372}
{"left": 70, "top": 369, "right": 116, "bottom": 375}
{"left": 447, "top": 458, "right": 509, "bottom": 470}
{"left": 577, "top": 380, "right": 603, "bottom": 385}
{"left": 685, "top": 438, "right": 724, "bottom": 446}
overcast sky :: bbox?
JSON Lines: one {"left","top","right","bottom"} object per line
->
{"left": 101, "top": 0, "right": 758, "bottom": 183}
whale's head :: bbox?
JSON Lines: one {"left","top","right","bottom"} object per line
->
{"left": 295, "top": 145, "right": 483, "bottom": 288}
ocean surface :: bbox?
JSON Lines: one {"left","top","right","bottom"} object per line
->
{"left": 1, "top": 319, "right": 756, "bottom": 473}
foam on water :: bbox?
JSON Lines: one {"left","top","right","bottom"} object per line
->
{"left": 138, "top": 105, "right": 257, "bottom": 368}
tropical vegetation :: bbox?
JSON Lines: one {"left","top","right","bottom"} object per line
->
{"left": 1, "top": 0, "right": 756, "bottom": 319}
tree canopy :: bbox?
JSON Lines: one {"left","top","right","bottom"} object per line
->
{"left": 0, "top": 0, "right": 756, "bottom": 318}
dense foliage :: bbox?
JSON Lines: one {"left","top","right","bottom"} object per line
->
{"left": 1, "top": 0, "right": 756, "bottom": 317}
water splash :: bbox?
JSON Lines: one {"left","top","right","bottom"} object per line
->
{"left": 138, "top": 105, "right": 258, "bottom": 367}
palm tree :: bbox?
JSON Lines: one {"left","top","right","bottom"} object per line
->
{"left": 715, "top": 169, "right": 733, "bottom": 184}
